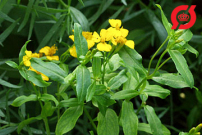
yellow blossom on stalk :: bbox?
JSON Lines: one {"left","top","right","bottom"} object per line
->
{"left": 39, "top": 44, "right": 59, "bottom": 60}
{"left": 95, "top": 29, "right": 113, "bottom": 52}
{"left": 69, "top": 31, "right": 99, "bottom": 49}
{"left": 29, "top": 66, "right": 49, "bottom": 81}
{"left": 108, "top": 19, "right": 129, "bottom": 38}
{"left": 112, "top": 36, "right": 135, "bottom": 49}
{"left": 69, "top": 46, "right": 77, "bottom": 58}
{"left": 23, "top": 51, "right": 40, "bottom": 67}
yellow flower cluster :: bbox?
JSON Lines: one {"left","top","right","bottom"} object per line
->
{"left": 23, "top": 45, "right": 59, "bottom": 81}
{"left": 69, "top": 19, "right": 135, "bottom": 57}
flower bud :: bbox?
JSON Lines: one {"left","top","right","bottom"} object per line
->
{"left": 195, "top": 123, "right": 202, "bottom": 132}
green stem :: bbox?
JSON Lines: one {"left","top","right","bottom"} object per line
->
{"left": 135, "top": 77, "right": 147, "bottom": 91}
{"left": 57, "top": 0, "right": 68, "bottom": 8}
{"left": 147, "top": 37, "right": 169, "bottom": 75}
{"left": 43, "top": 118, "right": 50, "bottom": 135}
{"left": 157, "top": 57, "right": 171, "bottom": 70}
{"left": 83, "top": 106, "right": 97, "bottom": 131}
{"left": 136, "top": 102, "right": 145, "bottom": 115}
{"left": 148, "top": 49, "right": 168, "bottom": 78}
{"left": 102, "top": 52, "right": 107, "bottom": 84}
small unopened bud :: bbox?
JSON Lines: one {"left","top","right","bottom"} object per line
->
{"left": 195, "top": 123, "right": 202, "bottom": 132}
{"left": 195, "top": 132, "right": 201, "bottom": 135}
{"left": 180, "top": 93, "right": 186, "bottom": 99}
{"left": 175, "top": 39, "right": 184, "bottom": 43}
{"left": 175, "top": 30, "right": 183, "bottom": 36}
{"left": 189, "top": 127, "right": 196, "bottom": 134}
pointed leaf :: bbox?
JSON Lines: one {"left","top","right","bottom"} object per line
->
{"left": 56, "top": 106, "right": 83, "bottom": 135}
{"left": 168, "top": 50, "right": 194, "bottom": 88}
{"left": 111, "top": 90, "right": 139, "bottom": 100}
{"left": 12, "top": 94, "right": 37, "bottom": 107}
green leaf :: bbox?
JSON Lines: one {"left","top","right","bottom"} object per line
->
{"left": 41, "top": 102, "right": 55, "bottom": 118}
{"left": 105, "top": 54, "right": 123, "bottom": 73}
{"left": 152, "top": 73, "right": 189, "bottom": 88}
{"left": 28, "top": 11, "right": 36, "bottom": 40}
{"left": 121, "top": 100, "right": 138, "bottom": 135}
{"left": 178, "top": 29, "right": 193, "bottom": 42}
{"left": 144, "top": 105, "right": 163, "bottom": 135}
{"left": 0, "top": 78, "right": 21, "bottom": 88}
{"left": 111, "top": 90, "right": 139, "bottom": 100}
{"left": 0, "top": 127, "right": 17, "bottom": 135}
{"left": 138, "top": 123, "right": 171, "bottom": 135}
{"left": 59, "top": 72, "right": 76, "bottom": 93}
{"left": 31, "top": 58, "right": 67, "bottom": 84}
{"left": 119, "top": 46, "right": 147, "bottom": 78}
{"left": 5, "top": 61, "right": 18, "bottom": 69}
{"left": 74, "top": 23, "right": 88, "bottom": 59}
{"left": 76, "top": 65, "right": 91, "bottom": 103}
{"left": 123, "top": 71, "right": 139, "bottom": 90}
{"left": 17, "top": 115, "right": 42, "bottom": 134}
{"left": 19, "top": 40, "right": 31, "bottom": 64}
{"left": 146, "top": 9, "right": 167, "bottom": 43}
{"left": 121, "top": 0, "right": 127, "bottom": 5}
{"left": 184, "top": 44, "right": 199, "bottom": 58}
{"left": 88, "top": 0, "right": 113, "bottom": 25}
{"left": 40, "top": 94, "right": 59, "bottom": 106}
{"left": 78, "top": 0, "right": 84, "bottom": 6}
{"left": 97, "top": 109, "right": 119, "bottom": 135}
{"left": 86, "top": 81, "right": 96, "bottom": 102}
{"left": 56, "top": 106, "right": 83, "bottom": 135}
{"left": 36, "top": 16, "right": 65, "bottom": 52}
{"left": 17, "top": 0, "right": 34, "bottom": 32}
{"left": 168, "top": 50, "right": 194, "bottom": 88}
{"left": 92, "top": 57, "right": 101, "bottom": 78}
{"left": 70, "top": 7, "right": 89, "bottom": 31}
{"left": 179, "top": 132, "right": 188, "bottom": 135}
{"left": 19, "top": 69, "right": 51, "bottom": 87}
{"left": 108, "top": 69, "right": 128, "bottom": 90}
{"left": 0, "top": 19, "right": 19, "bottom": 46}
{"left": 12, "top": 94, "right": 37, "bottom": 107}
{"left": 143, "top": 85, "right": 170, "bottom": 99}
{"left": 0, "top": 11, "right": 15, "bottom": 23}
{"left": 156, "top": 4, "right": 171, "bottom": 35}
{"left": 95, "top": 84, "right": 107, "bottom": 95}
{"left": 59, "top": 98, "right": 80, "bottom": 108}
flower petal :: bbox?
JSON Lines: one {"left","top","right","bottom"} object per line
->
{"left": 69, "top": 46, "right": 77, "bottom": 58}
{"left": 25, "top": 50, "right": 32, "bottom": 57}
{"left": 120, "top": 28, "right": 129, "bottom": 37}
{"left": 109, "top": 19, "right": 121, "bottom": 28}
{"left": 92, "top": 32, "right": 100, "bottom": 43}
{"left": 97, "top": 43, "right": 112, "bottom": 52}
{"left": 87, "top": 40, "right": 95, "bottom": 49}
{"left": 125, "top": 40, "right": 135, "bottom": 49}
{"left": 69, "top": 35, "right": 74, "bottom": 42}
{"left": 39, "top": 46, "right": 50, "bottom": 56}
{"left": 46, "top": 56, "right": 59, "bottom": 61}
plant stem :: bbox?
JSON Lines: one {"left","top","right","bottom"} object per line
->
{"left": 102, "top": 52, "right": 107, "bottom": 84}
{"left": 157, "top": 57, "right": 171, "bottom": 70}
{"left": 135, "top": 77, "right": 147, "bottom": 91}
{"left": 147, "top": 37, "right": 169, "bottom": 75}
{"left": 83, "top": 106, "right": 97, "bottom": 131}
{"left": 136, "top": 102, "right": 145, "bottom": 115}
{"left": 57, "top": 0, "right": 68, "bottom": 8}
{"left": 148, "top": 49, "right": 168, "bottom": 78}
{"left": 43, "top": 117, "right": 51, "bottom": 135}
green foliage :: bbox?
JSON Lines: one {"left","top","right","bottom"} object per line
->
{"left": 0, "top": 0, "right": 201, "bottom": 135}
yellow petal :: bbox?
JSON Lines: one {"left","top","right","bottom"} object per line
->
{"left": 69, "top": 35, "right": 74, "bottom": 42}
{"left": 82, "top": 31, "right": 92, "bottom": 40}
{"left": 25, "top": 50, "right": 32, "bottom": 57}
{"left": 109, "top": 19, "right": 121, "bottom": 28}
{"left": 31, "top": 53, "right": 40, "bottom": 58}
{"left": 24, "top": 60, "right": 31, "bottom": 67}
{"left": 41, "top": 73, "right": 49, "bottom": 81}
{"left": 87, "top": 40, "right": 95, "bottom": 49}
{"left": 125, "top": 40, "right": 135, "bottom": 49}
{"left": 28, "top": 66, "right": 38, "bottom": 73}
{"left": 97, "top": 43, "right": 112, "bottom": 52}
{"left": 120, "top": 28, "right": 129, "bottom": 37}
{"left": 108, "top": 27, "right": 121, "bottom": 38}
{"left": 46, "top": 56, "right": 59, "bottom": 61}
{"left": 92, "top": 32, "right": 100, "bottom": 43}
{"left": 39, "top": 46, "right": 50, "bottom": 56}
{"left": 111, "top": 37, "right": 117, "bottom": 46}
{"left": 69, "top": 46, "right": 77, "bottom": 58}
{"left": 49, "top": 45, "right": 58, "bottom": 55}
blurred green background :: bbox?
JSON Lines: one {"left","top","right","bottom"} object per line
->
{"left": 0, "top": 0, "right": 202, "bottom": 134}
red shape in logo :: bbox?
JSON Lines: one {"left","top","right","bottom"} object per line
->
{"left": 171, "top": 5, "right": 196, "bottom": 29}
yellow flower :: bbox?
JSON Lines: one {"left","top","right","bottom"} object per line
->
{"left": 39, "top": 45, "right": 59, "bottom": 60}
{"left": 69, "top": 45, "right": 77, "bottom": 58}
{"left": 95, "top": 29, "right": 113, "bottom": 52}
{"left": 108, "top": 19, "right": 129, "bottom": 38}
{"left": 29, "top": 66, "right": 49, "bottom": 81}
{"left": 112, "top": 36, "right": 135, "bottom": 49}
{"left": 69, "top": 31, "right": 99, "bottom": 49}
{"left": 23, "top": 51, "right": 40, "bottom": 67}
